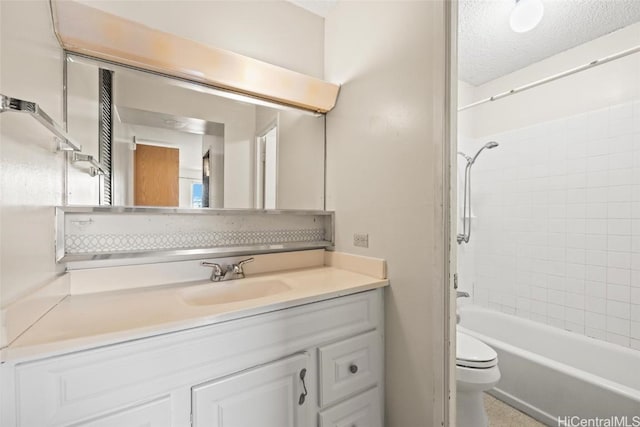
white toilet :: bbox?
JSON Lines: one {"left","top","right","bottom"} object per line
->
{"left": 456, "top": 331, "right": 501, "bottom": 427}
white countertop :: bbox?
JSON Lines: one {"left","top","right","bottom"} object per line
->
{"left": 2, "top": 266, "right": 388, "bottom": 363}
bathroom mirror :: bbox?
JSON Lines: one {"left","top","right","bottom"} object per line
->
{"left": 65, "top": 54, "right": 326, "bottom": 210}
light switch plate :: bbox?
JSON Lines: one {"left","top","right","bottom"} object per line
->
{"left": 354, "top": 233, "right": 369, "bottom": 248}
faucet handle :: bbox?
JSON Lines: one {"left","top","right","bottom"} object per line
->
{"left": 202, "top": 261, "right": 224, "bottom": 281}
{"left": 233, "top": 257, "right": 254, "bottom": 276}
{"left": 456, "top": 291, "right": 470, "bottom": 298}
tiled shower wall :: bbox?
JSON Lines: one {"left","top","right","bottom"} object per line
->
{"left": 458, "top": 99, "right": 640, "bottom": 350}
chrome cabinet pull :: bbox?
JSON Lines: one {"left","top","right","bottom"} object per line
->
{"left": 298, "top": 368, "right": 308, "bottom": 405}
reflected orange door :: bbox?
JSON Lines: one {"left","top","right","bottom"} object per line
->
{"left": 134, "top": 144, "right": 179, "bottom": 206}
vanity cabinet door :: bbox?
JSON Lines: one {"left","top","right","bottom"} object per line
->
{"left": 191, "top": 353, "right": 310, "bottom": 427}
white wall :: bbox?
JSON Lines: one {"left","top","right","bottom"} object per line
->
{"left": 457, "top": 80, "right": 476, "bottom": 138}
{"left": 113, "top": 116, "right": 134, "bottom": 206}
{"left": 0, "top": 0, "right": 67, "bottom": 346}
{"left": 255, "top": 106, "right": 325, "bottom": 210}
{"left": 458, "top": 23, "right": 640, "bottom": 351}
{"left": 264, "top": 128, "right": 277, "bottom": 210}
{"left": 254, "top": 107, "right": 277, "bottom": 209}
{"left": 75, "top": 0, "right": 325, "bottom": 78}
{"left": 325, "top": 2, "right": 449, "bottom": 425}
{"left": 277, "top": 112, "right": 325, "bottom": 210}
{"left": 202, "top": 134, "right": 224, "bottom": 208}
{"left": 66, "top": 59, "right": 100, "bottom": 205}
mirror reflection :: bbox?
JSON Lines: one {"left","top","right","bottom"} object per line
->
{"left": 65, "top": 55, "right": 326, "bottom": 210}
{"left": 117, "top": 106, "right": 224, "bottom": 208}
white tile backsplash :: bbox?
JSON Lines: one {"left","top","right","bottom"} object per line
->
{"left": 459, "top": 99, "right": 640, "bottom": 351}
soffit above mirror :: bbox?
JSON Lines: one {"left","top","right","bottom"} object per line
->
{"left": 115, "top": 107, "right": 225, "bottom": 137}
{"left": 51, "top": 0, "right": 340, "bottom": 113}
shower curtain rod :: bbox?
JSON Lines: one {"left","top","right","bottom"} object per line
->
{"left": 458, "top": 44, "right": 640, "bottom": 112}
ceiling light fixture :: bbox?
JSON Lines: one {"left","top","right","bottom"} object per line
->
{"left": 509, "top": 0, "right": 544, "bottom": 33}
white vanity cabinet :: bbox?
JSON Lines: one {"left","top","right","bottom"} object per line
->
{"left": 1, "top": 289, "right": 384, "bottom": 427}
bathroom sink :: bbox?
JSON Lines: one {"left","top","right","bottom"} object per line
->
{"left": 180, "top": 279, "right": 292, "bottom": 306}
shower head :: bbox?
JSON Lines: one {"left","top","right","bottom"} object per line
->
{"left": 457, "top": 140, "right": 499, "bottom": 245}
{"left": 469, "top": 141, "right": 499, "bottom": 165}
{"left": 485, "top": 141, "right": 499, "bottom": 149}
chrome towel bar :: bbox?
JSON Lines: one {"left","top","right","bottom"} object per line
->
{"left": 0, "top": 93, "right": 82, "bottom": 152}
{"left": 71, "top": 152, "right": 107, "bottom": 177}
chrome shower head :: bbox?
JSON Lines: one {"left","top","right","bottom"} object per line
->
{"left": 485, "top": 141, "right": 499, "bottom": 149}
{"left": 458, "top": 141, "right": 499, "bottom": 245}
{"left": 469, "top": 141, "right": 499, "bottom": 165}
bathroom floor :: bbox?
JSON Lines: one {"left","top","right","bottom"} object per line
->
{"left": 484, "top": 393, "right": 547, "bottom": 427}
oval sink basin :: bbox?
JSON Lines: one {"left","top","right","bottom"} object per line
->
{"left": 181, "top": 279, "right": 291, "bottom": 306}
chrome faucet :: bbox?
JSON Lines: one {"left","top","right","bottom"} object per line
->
{"left": 201, "top": 257, "right": 254, "bottom": 282}
{"left": 202, "top": 261, "right": 225, "bottom": 281}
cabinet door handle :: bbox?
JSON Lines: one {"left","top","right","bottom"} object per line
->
{"left": 349, "top": 364, "right": 358, "bottom": 374}
{"left": 298, "top": 368, "right": 308, "bottom": 405}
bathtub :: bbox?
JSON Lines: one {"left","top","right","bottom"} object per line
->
{"left": 458, "top": 305, "right": 640, "bottom": 425}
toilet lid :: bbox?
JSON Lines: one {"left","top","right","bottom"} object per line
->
{"left": 456, "top": 332, "right": 497, "bottom": 369}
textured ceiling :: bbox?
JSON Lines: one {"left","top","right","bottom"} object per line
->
{"left": 459, "top": 0, "right": 640, "bottom": 85}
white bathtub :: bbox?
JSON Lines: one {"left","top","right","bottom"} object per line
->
{"left": 458, "top": 305, "right": 640, "bottom": 425}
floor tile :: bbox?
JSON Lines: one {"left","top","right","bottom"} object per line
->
{"left": 483, "top": 393, "right": 547, "bottom": 426}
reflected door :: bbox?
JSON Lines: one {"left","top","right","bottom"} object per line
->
{"left": 256, "top": 126, "right": 277, "bottom": 209}
{"left": 134, "top": 144, "right": 179, "bottom": 206}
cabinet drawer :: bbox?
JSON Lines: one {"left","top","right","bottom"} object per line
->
{"left": 319, "top": 387, "right": 381, "bottom": 427}
{"left": 318, "top": 331, "right": 381, "bottom": 407}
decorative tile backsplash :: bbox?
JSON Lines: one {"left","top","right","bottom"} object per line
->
{"left": 66, "top": 229, "right": 327, "bottom": 253}
{"left": 57, "top": 208, "right": 334, "bottom": 267}
{"left": 458, "top": 99, "right": 640, "bottom": 351}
